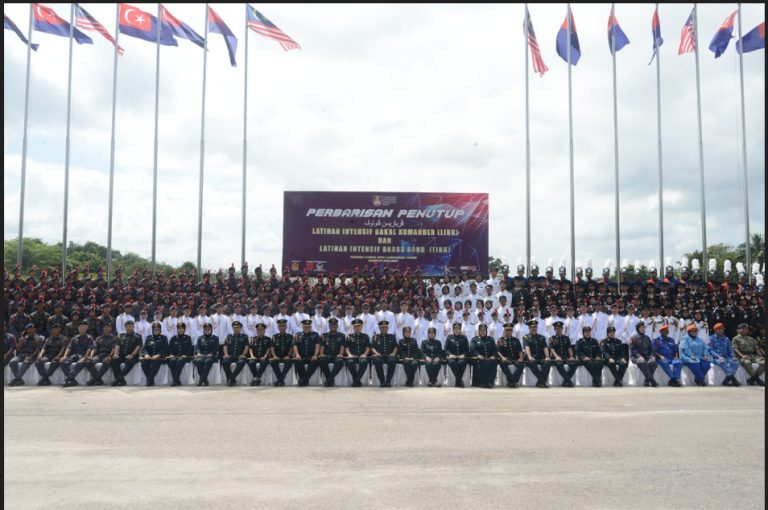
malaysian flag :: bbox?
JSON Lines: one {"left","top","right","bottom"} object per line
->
{"left": 246, "top": 4, "right": 300, "bottom": 51}
{"left": 523, "top": 7, "right": 547, "bottom": 76}
{"left": 74, "top": 3, "right": 123, "bottom": 55}
{"left": 678, "top": 7, "right": 696, "bottom": 55}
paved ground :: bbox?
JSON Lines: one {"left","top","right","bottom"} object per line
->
{"left": 4, "top": 386, "right": 765, "bottom": 510}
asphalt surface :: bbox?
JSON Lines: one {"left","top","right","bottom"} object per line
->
{"left": 4, "top": 386, "right": 765, "bottom": 510}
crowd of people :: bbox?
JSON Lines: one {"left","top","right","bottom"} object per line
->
{"left": 3, "top": 260, "right": 765, "bottom": 388}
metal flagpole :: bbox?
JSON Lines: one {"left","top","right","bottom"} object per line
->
{"left": 567, "top": 4, "right": 576, "bottom": 281}
{"left": 62, "top": 4, "right": 75, "bottom": 283}
{"left": 692, "top": 4, "right": 708, "bottom": 281}
{"left": 242, "top": 4, "right": 248, "bottom": 269}
{"left": 524, "top": 4, "right": 531, "bottom": 279}
{"left": 736, "top": 3, "right": 750, "bottom": 272}
{"left": 197, "top": 5, "right": 209, "bottom": 283}
{"left": 611, "top": 4, "right": 620, "bottom": 287}
{"left": 107, "top": 5, "right": 120, "bottom": 281}
{"left": 655, "top": 3, "right": 664, "bottom": 277}
{"left": 151, "top": 3, "right": 161, "bottom": 279}
{"left": 18, "top": 4, "right": 34, "bottom": 269}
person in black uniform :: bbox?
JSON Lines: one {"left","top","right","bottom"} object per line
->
{"left": 85, "top": 323, "right": 116, "bottom": 386}
{"left": 576, "top": 326, "right": 604, "bottom": 387}
{"left": 601, "top": 325, "right": 628, "bottom": 386}
{"left": 319, "top": 318, "right": 345, "bottom": 387}
{"left": 270, "top": 319, "right": 294, "bottom": 386}
{"left": 293, "top": 319, "right": 321, "bottom": 386}
{"left": 345, "top": 319, "right": 370, "bottom": 387}
{"left": 8, "top": 324, "right": 44, "bottom": 386}
{"left": 247, "top": 323, "right": 272, "bottom": 386}
{"left": 523, "top": 319, "right": 551, "bottom": 388}
{"left": 194, "top": 322, "right": 219, "bottom": 386}
{"left": 61, "top": 322, "right": 92, "bottom": 387}
{"left": 549, "top": 321, "right": 578, "bottom": 387}
{"left": 222, "top": 320, "right": 249, "bottom": 386}
{"left": 470, "top": 324, "right": 498, "bottom": 388}
{"left": 397, "top": 326, "right": 420, "bottom": 387}
{"left": 371, "top": 320, "right": 398, "bottom": 387}
{"left": 497, "top": 322, "right": 525, "bottom": 388}
{"left": 4, "top": 327, "right": 16, "bottom": 368}
{"left": 421, "top": 327, "right": 444, "bottom": 387}
{"left": 444, "top": 322, "right": 470, "bottom": 387}
{"left": 140, "top": 322, "right": 169, "bottom": 387}
{"left": 35, "top": 322, "right": 68, "bottom": 386}
{"left": 167, "top": 322, "right": 194, "bottom": 386}
{"left": 110, "top": 320, "right": 142, "bottom": 386}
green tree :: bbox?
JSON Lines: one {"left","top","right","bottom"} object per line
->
{"left": 488, "top": 256, "right": 509, "bottom": 275}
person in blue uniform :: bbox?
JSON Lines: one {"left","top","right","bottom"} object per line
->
{"left": 222, "top": 320, "right": 249, "bottom": 386}
{"left": 601, "top": 326, "right": 628, "bottom": 386}
{"left": 4, "top": 328, "right": 16, "bottom": 368}
{"left": 523, "top": 320, "right": 550, "bottom": 388}
{"left": 397, "top": 326, "right": 421, "bottom": 387}
{"left": 680, "top": 324, "right": 711, "bottom": 386}
{"left": 652, "top": 324, "right": 683, "bottom": 387}
{"left": 319, "top": 318, "right": 345, "bottom": 387}
{"left": 548, "top": 321, "right": 578, "bottom": 387}
{"left": 709, "top": 323, "right": 740, "bottom": 387}
{"left": 444, "top": 322, "right": 470, "bottom": 387}
{"left": 345, "top": 319, "right": 370, "bottom": 387}
{"left": 270, "top": 319, "right": 294, "bottom": 386}
{"left": 140, "top": 322, "right": 169, "bottom": 386}
{"left": 8, "top": 324, "right": 44, "bottom": 386}
{"left": 470, "top": 324, "right": 498, "bottom": 388}
{"left": 167, "top": 322, "right": 194, "bottom": 386}
{"left": 194, "top": 322, "right": 219, "bottom": 386}
{"left": 35, "top": 322, "right": 68, "bottom": 386}
{"left": 61, "top": 322, "right": 92, "bottom": 387}
{"left": 420, "top": 327, "right": 443, "bottom": 387}
{"left": 497, "top": 322, "right": 524, "bottom": 388}
{"left": 576, "top": 326, "right": 604, "bottom": 387}
{"left": 110, "top": 320, "right": 142, "bottom": 386}
{"left": 85, "top": 323, "right": 116, "bottom": 386}
{"left": 247, "top": 323, "right": 272, "bottom": 386}
{"left": 371, "top": 320, "right": 398, "bottom": 387}
{"left": 293, "top": 319, "right": 321, "bottom": 386}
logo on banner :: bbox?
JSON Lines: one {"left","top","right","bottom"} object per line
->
{"left": 372, "top": 195, "right": 382, "bottom": 207}
{"left": 291, "top": 261, "right": 300, "bottom": 273}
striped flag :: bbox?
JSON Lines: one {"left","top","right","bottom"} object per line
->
{"left": 523, "top": 7, "right": 547, "bottom": 76}
{"left": 75, "top": 3, "right": 123, "bottom": 55}
{"left": 678, "top": 8, "right": 696, "bottom": 55}
{"left": 246, "top": 4, "right": 300, "bottom": 51}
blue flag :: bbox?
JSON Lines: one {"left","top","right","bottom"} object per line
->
{"left": 119, "top": 3, "right": 177, "bottom": 46}
{"left": 4, "top": 14, "right": 39, "bottom": 51}
{"left": 33, "top": 3, "right": 92, "bottom": 44}
{"left": 649, "top": 7, "right": 664, "bottom": 65}
{"left": 556, "top": 7, "right": 580, "bottom": 65}
{"left": 736, "top": 22, "right": 765, "bottom": 54}
{"left": 208, "top": 5, "right": 237, "bottom": 67}
{"left": 607, "top": 8, "right": 630, "bottom": 54}
{"left": 160, "top": 4, "right": 204, "bottom": 49}
{"left": 709, "top": 11, "right": 737, "bottom": 58}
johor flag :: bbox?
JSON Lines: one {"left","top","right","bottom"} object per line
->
{"left": 160, "top": 4, "right": 204, "bottom": 49}
{"left": 33, "top": 3, "right": 92, "bottom": 44}
{"left": 75, "top": 3, "right": 123, "bottom": 55}
{"left": 556, "top": 6, "right": 580, "bottom": 65}
{"left": 648, "top": 7, "right": 664, "bottom": 64}
{"left": 607, "top": 7, "right": 630, "bottom": 53}
{"left": 119, "top": 3, "right": 177, "bottom": 46}
{"left": 4, "top": 14, "right": 40, "bottom": 51}
{"left": 736, "top": 22, "right": 765, "bottom": 54}
{"left": 208, "top": 6, "right": 237, "bottom": 66}
{"left": 709, "top": 11, "right": 737, "bottom": 58}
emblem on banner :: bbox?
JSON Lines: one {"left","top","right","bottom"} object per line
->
{"left": 372, "top": 195, "right": 382, "bottom": 207}
{"left": 291, "top": 261, "right": 299, "bottom": 272}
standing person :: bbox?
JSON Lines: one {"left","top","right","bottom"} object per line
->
{"left": 8, "top": 324, "right": 44, "bottom": 386}
{"left": 61, "top": 322, "right": 92, "bottom": 387}
{"left": 629, "top": 323, "right": 660, "bottom": 387}
{"left": 110, "top": 320, "right": 142, "bottom": 386}
{"left": 167, "top": 322, "right": 194, "bottom": 387}
{"left": 357, "top": 303, "right": 377, "bottom": 338}
{"left": 140, "top": 322, "right": 169, "bottom": 387}
{"left": 85, "top": 323, "right": 116, "bottom": 386}
{"left": 230, "top": 304, "right": 249, "bottom": 337}
{"left": 549, "top": 321, "right": 578, "bottom": 388}
{"left": 318, "top": 318, "right": 346, "bottom": 387}
{"left": 345, "top": 319, "right": 370, "bottom": 387}
{"left": 680, "top": 325, "right": 711, "bottom": 387}
{"left": 293, "top": 319, "right": 321, "bottom": 387}
{"left": 420, "top": 327, "right": 443, "bottom": 387}
{"left": 34, "top": 322, "right": 68, "bottom": 386}
{"left": 135, "top": 309, "right": 152, "bottom": 343}
{"left": 270, "top": 319, "right": 294, "bottom": 387}
{"left": 395, "top": 302, "right": 415, "bottom": 341}
{"left": 311, "top": 304, "right": 329, "bottom": 336}
{"left": 289, "top": 301, "right": 310, "bottom": 335}
{"left": 575, "top": 326, "right": 604, "bottom": 387}
{"left": 470, "top": 324, "right": 498, "bottom": 389}
{"left": 708, "top": 323, "right": 741, "bottom": 387}
{"left": 397, "top": 326, "right": 420, "bottom": 387}
{"left": 732, "top": 323, "right": 765, "bottom": 386}
{"left": 371, "top": 320, "right": 398, "bottom": 387}
{"left": 247, "top": 323, "right": 272, "bottom": 387}
{"left": 601, "top": 326, "right": 628, "bottom": 386}
{"left": 444, "top": 322, "right": 470, "bottom": 387}
{"left": 221, "top": 321, "right": 250, "bottom": 386}
{"left": 523, "top": 320, "right": 550, "bottom": 388}
{"left": 497, "top": 322, "right": 524, "bottom": 388}
{"left": 652, "top": 325, "right": 683, "bottom": 387}
{"left": 375, "top": 300, "right": 397, "bottom": 334}
{"left": 193, "top": 322, "right": 219, "bottom": 387}
{"left": 163, "top": 306, "right": 180, "bottom": 340}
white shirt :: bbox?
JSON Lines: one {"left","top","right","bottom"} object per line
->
{"left": 394, "top": 312, "right": 415, "bottom": 340}
{"left": 115, "top": 312, "right": 135, "bottom": 335}
{"left": 245, "top": 313, "right": 262, "bottom": 338}
{"left": 193, "top": 314, "right": 210, "bottom": 342}
{"left": 591, "top": 311, "right": 609, "bottom": 340}
{"left": 624, "top": 314, "right": 640, "bottom": 344}
{"left": 289, "top": 312, "right": 310, "bottom": 335}
{"left": 136, "top": 319, "right": 152, "bottom": 343}
{"left": 374, "top": 310, "right": 397, "bottom": 334}
{"left": 341, "top": 314, "right": 356, "bottom": 336}
{"left": 358, "top": 313, "right": 377, "bottom": 338}
{"left": 211, "top": 313, "right": 232, "bottom": 343}
{"left": 163, "top": 315, "right": 179, "bottom": 339}
{"left": 564, "top": 317, "right": 580, "bottom": 345}
{"left": 578, "top": 313, "right": 594, "bottom": 333}
{"left": 545, "top": 315, "right": 565, "bottom": 339}
{"left": 607, "top": 314, "right": 627, "bottom": 342}
{"left": 412, "top": 316, "right": 429, "bottom": 342}
{"left": 180, "top": 315, "right": 195, "bottom": 341}
{"left": 231, "top": 313, "right": 249, "bottom": 336}
{"left": 488, "top": 320, "right": 506, "bottom": 340}
{"left": 513, "top": 322, "right": 529, "bottom": 340}
{"left": 311, "top": 314, "right": 329, "bottom": 335}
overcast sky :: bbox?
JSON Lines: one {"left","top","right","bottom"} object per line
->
{"left": 4, "top": 3, "right": 765, "bottom": 275}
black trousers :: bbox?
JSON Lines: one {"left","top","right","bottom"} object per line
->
{"left": 9, "top": 356, "right": 34, "bottom": 381}
{"left": 140, "top": 359, "right": 164, "bottom": 383}
{"left": 247, "top": 359, "right": 270, "bottom": 380}
{"left": 85, "top": 356, "right": 112, "bottom": 381}
{"left": 552, "top": 359, "right": 579, "bottom": 384}
{"left": 631, "top": 357, "right": 658, "bottom": 383}
{"left": 604, "top": 360, "right": 627, "bottom": 383}
{"left": 269, "top": 359, "right": 293, "bottom": 383}
{"left": 527, "top": 360, "right": 551, "bottom": 385}
{"left": 318, "top": 356, "right": 345, "bottom": 383}
{"left": 346, "top": 358, "right": 369, "bottom": 385}
{"left": 294, "top": 359, "right": 318, "bottom": 384}
{"left": 498, "top": 361, "right": 525, "bottom": 385}
{"left": 423, "top": 360, "right": 442, "bottom": 384}
{"left": 193, "top": 357, "right": 217, "bottom": 383}
{"left": 61, "top": 354, "right": 87, "bottom": 380}
{"left": 35, "top": 357, "right": 60, "bottom": 378}
{"left": 373, "top": 356, "right": 398, "bottom": 385}
{"left": 399, "top": 359, "right": 419, "bottom": 385}
{"left": 472, "top": 359, "right": 498, "bottom": 387}
{"left": 110, "top": 357, "right": 139, "bottom": 383}
{"left": 447, "top": 359, "right": 468, "bottom": 384}
{"left": 581, "top": 359, "right": 604, "bottom": 385}
{"left": 222, "top": 358, "right": 248, "bottom": 381}
{"left": 167, "top": 357, "right": 192, "bottom": 383}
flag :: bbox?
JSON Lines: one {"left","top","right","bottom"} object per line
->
{"left": 708, "top": 11, "right": 737, "bottom": 58}
{"left": 74, "top": 3, "right": 123, "bottom": 55}
{"left": 118, "top": 3, "right": 177, "bottom": 46}
{"left": 4, "top": 14, "right": 39, "bottom": 51}
{"left": 648, "top": 7, "right": 664, "bottom": 65}
{"left": 736, "top": 22, "right": 765, "bottom": 54}
{"left": 678, "top": 8, "right": 696, "bottom": 55}
{"left": 246, "top": 4, "right": 300, "bottom": 51}
{"left": 33, "top": 3, "right": 92, "bottom": 44}
{"left": 160, "top": 4, "right": 204, "bottom": 49}
{"left": 555, "top": 6, "right": 580, "bottom": 65}
{"left": 208, "top": 6, "right": 237, "bottom": 66}
{"left": 523, "top": 7, "right": 548, "bottom": 76}
{"left": 607, "top": 7, "right": 630, "bottom": 54}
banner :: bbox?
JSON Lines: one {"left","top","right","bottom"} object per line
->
{"left": 283, "top": 192, "right": 489, "bottom": 276}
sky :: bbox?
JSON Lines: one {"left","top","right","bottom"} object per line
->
{"left": 3, "top": 3, "right": 765, "bottom": 276}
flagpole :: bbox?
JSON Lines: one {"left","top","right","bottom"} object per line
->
{"left": 106, "top": 5, "right": 120, "bottom": 281}
{"left": 524, "top": 4, "right": 531, "bottom": 279}
{"left": 18, "top": 4, "right": 34, "bottom": 270}
{"left": 692, "top": 4, "right": 708, "bottom": 281}
{"left": 151, "top": 3, "right": 161, "bottom": 279}
{"left": 611, "top": 4, "right": 620, "bottom": 287}
{"left": 736, "top": 3, "right": 750, "bottom": 272}
{"left": 60, "top": 4, "right": 76, "bottom": 283}
{"left": 242, "top": 4, "right": 248, "bottom": 269}
{"left": 655, "top": 3, "right": 664, "bottom": 278}
{"left": 567, "top": 4, "right": 576, "bottom": 281}
{"left": 197, "top": 5, "right": 209, "bottom": 283}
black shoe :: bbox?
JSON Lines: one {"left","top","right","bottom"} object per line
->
{"left": 746, "top": 377, "right": 756, "bottom": 386}
{"left": 251, "top": 379, "right": 259, "bottom": 386}
{"left": 644, "top": 380, "right": 651, "bottom": 387}
{"left": 406, "top": 382, "right": 414, "bottom": 387}
{"left": 203, "top": 381, "right": 209, "bottom": 387}
{"left": 37, "top": 378, "right": 47, "bottom": 386}
{"left": 650, "top": 380, "right": 659, "bottom": 387}
{"left": 667, "top": 379, "right": 676, "bottom": 387}
{"left": 118, "top": 380, "right": 127, "bottom": 386}
{"left": 731, "top": 377, "right": 741, "bottom": 387}
{"left": 94, "top": 379, "right": 104, "bottom": 386}
{"left": 227, "top": 379, "right": 235, "bottom": 387}
{"left": 12, "top": 379, "right": 24, "bottom": 386}
{"left": 196, "top": 380, "right": 204, "bottom": 387}
{"left": 86, "top": 379, "right": 96, "bottom": 386}
{"left": 506, "top": 382, "right": 517, "bottom": 388}
{"left": 328, "top": 380, "right": 335, "bottom": 387}
{"left": 457, "top": 381, "right": 465, "bottom": 388}
{"left": 755, "top": 378, "right": 765, "bottom": 386}
{"left": 722, "top": 377, "right": 731, "bottom": 386}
